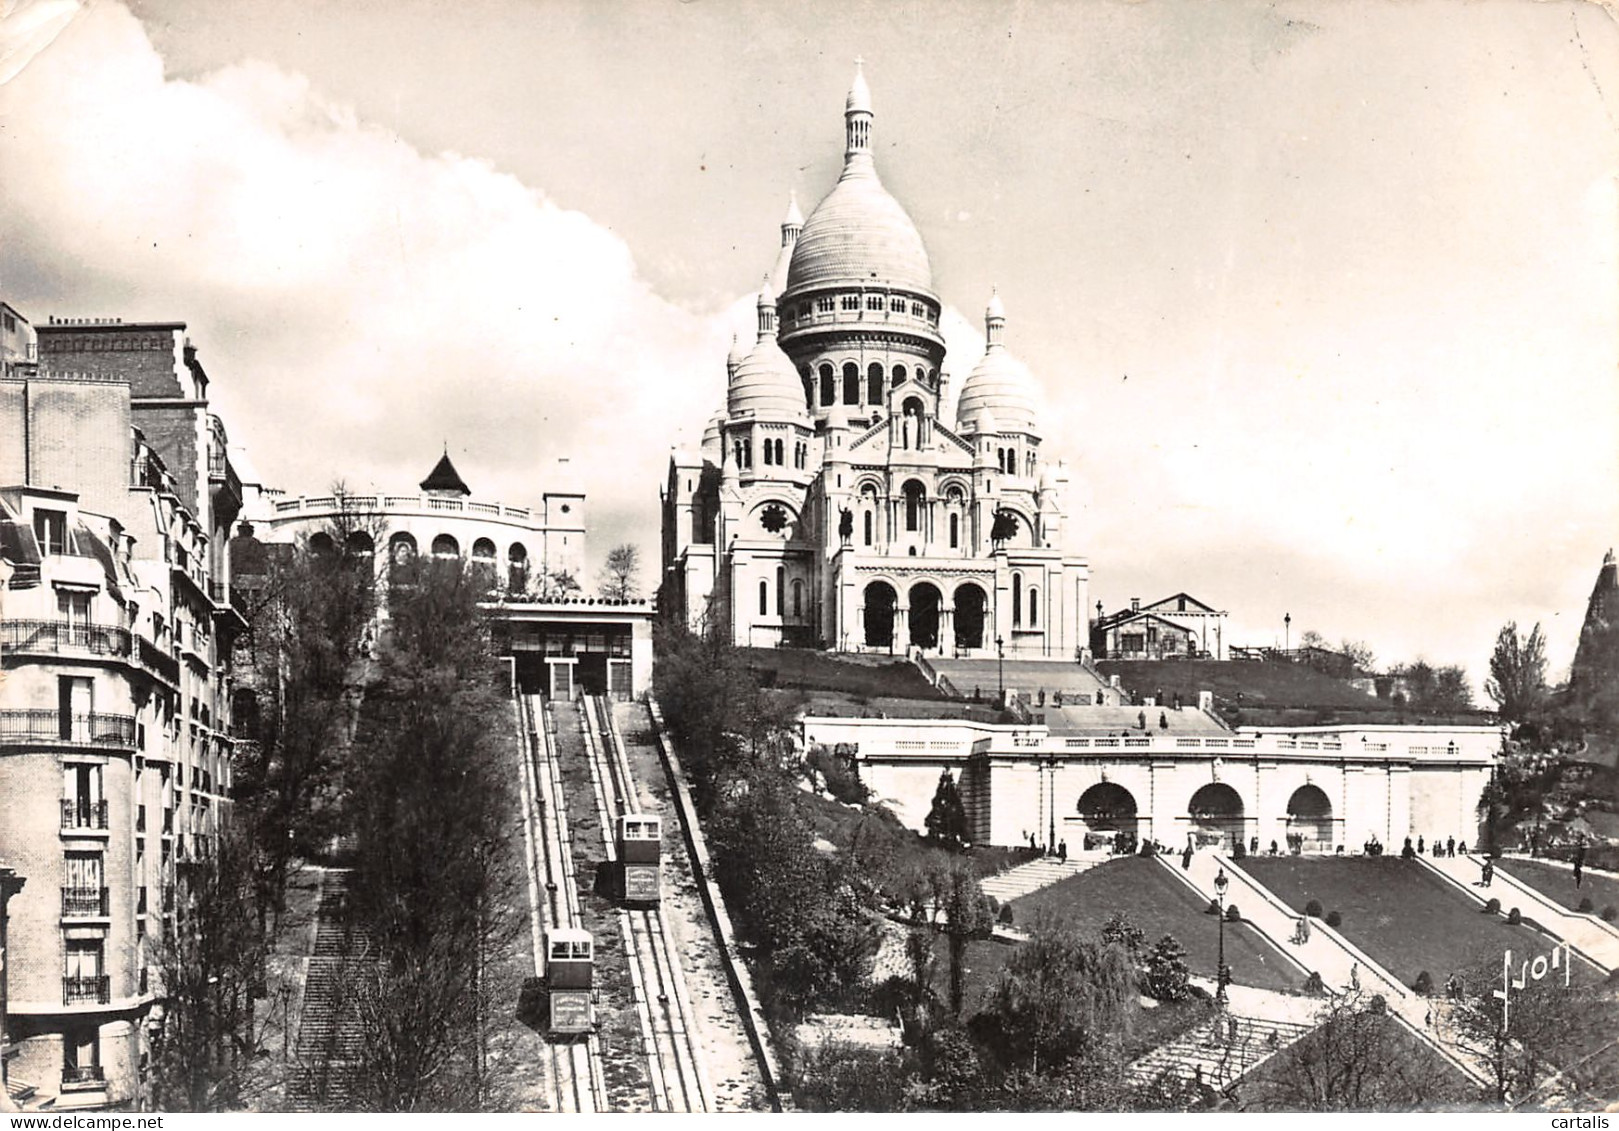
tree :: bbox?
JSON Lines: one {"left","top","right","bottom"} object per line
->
{"left": 1099, "top": 912, "right": 1147, "bottom": 962}
{"left": 1245, "top": 990, "right": 1465, "bottom": 1110}
{"left": 1143, "top": 934, "right": 1192, "bottom": 1002}
{"left": 977, "top": 914, "right": 1138, "bottom": 1075}
{"left": 1448, "top": 957, "right": 1619, "bottom": 1104}
{"left": 598, "top": 542, "right": 641, "bottom": 600}
{"left": 1299, "top": 629, "right": 1328, "bottom": 651}
{"left": 923, "top": 770, "right": 969, "bottom": 850}
{"left": 1339, "top": 639, "right": 1376, "bottom": 673}
{"left": 1485, "top": 621, "right": 1548, "bottom": 724}
{"left": 1390, "top": 660, "right": 1474, "bottom": 712}
{"left": 928, "top": 858, "right": 996, "bottom": 1016}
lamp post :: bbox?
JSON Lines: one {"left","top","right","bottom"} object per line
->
{"left": 1284, "top": 612, "right": 1291, "bottom": 652}
{"left": 1214, "top": 866, "right": 1230, "bottom": 1009}
{"left": 996, "top": 634, "right": 1005, "bottom": 704}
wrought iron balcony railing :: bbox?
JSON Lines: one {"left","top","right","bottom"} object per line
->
{"left": 61, "top": 1064, "right": 106, "bottom": 1086}
{"left": 61, "top": 887, "right": 109, "bottom": 918}
{"left": 62, "top": 975, "right": 110, "bottom": 1005}
{"left": 0, "top": 711, "right": 136, "bottom": 747}
{"left": 60, "top": 799, "right": 109, "bottom": 831}
{"left": 0, "top": 619, "right": 132, "bottom": 657}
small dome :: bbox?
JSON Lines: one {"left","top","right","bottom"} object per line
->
{"left": 973, "top": 407, "right": 1001, "bottom": 439}
{"left": 729, "top": 287, "right": 808, "bottom": 422}
{"left": 700, "top": 411, "right": 725, "bottom": 459}
{"left": 956, "top": 293, "right": 1042, "bottom": 437}
{"left": 726, "top": 334, "right": 747, "bottom": 378}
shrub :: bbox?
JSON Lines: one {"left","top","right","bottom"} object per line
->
{"left": 1603, "top": 906, "right": 1617, "bottom": 923}
{"left": 1325, "top": 910, "right": 1342, "bottom": 928}
{"left": 1413, "top": 970, "right": 1434, "bottom": 996}
{"left": 1305, "top": 899, "right": 1324, "bottom": 918}
{"left": 998, "top": 903, "right": 1014, "bottom": 926}
{"left": 1225, "top": 903, "right": 1241, "bottom": 923}
{"left": 1303, "top": 971, "right": 1326, "bottom": 996}
{"left": 1578, "top": 897, "right": 1595, "bottom": 914}
{"left": 1484, "top": 897, "right": 1501, "bottom": 914}
{"left": 1232, "top": 840, "right": 1247, "bottom": 859}
{"left": 1206, "top": 899, "right": 1221, "bottom": 916}
{"left": 1507, "top": 907, "right": 1522, "bottom": 925}
{"left": 1369, "top": 994, "right": 1388, "bottom": 1015}
{"left": 986, "top": 895, "right": 1000, "bottom": 915}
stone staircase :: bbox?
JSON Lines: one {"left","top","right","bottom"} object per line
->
{"left": 287, "top": 877, "right": 367, "bottom": 1111}
{"left": 1419, "top": 854, "right": 1619, "bottom": 974}
{"left": 1127, "top": 1013, "right": 1313, "bottom": 1091}
{"left": 979, "top": 852, "right": 1109, "bottom": 903}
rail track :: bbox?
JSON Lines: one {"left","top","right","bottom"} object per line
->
{"left": 578, "top": 695, "right": 715, "bottom": 1113}
{"left": 515, "top": 693, "right": 608, "bottom": 1113}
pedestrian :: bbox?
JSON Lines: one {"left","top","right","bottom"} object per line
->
{"left": 1250, "top": 835, "right": 1259, "bottom": 855}
{"left": 1182, "top": 845, "right": 1193, "bottom": 871}
{"left": 1482, "top": 860, "right": 1494, "bottom": 888}
{"left": 1425, "top": 1007, "right": 1433, "bottom": 1029}
{"left": 1418, "top": 836, "right": 1425, "bottom": 856}
{"left": 1058, "top": 839, "right": 1068, "bottom": 863}
{"left": 1574, "top": 857, "right": 1583, "bottom": 889}
{"left": 1447, "top": 836, "right": 1455, "bottom": 858}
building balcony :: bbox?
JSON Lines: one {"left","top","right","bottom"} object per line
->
{"left": 61, "top": 1064, "right": 106, "bottom": 1088}
{"left": 60, "top": 799, "right": 109, "bottom": 832}
{"left": 0, "top": 711, "right": 136, "bottom": 748}
{"left": 0, "top": 619, "right": 132, "bottom": 659}
{"left": 61, "top": 886, "right": 109, "bottom": 918}
{"left": 137, "top": 636, "right": 181, "bottom": 686}
{"left": 62, "top": 975, "right": 110, "bottom": 1006}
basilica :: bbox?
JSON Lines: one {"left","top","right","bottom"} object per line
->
{"left": 661, "top": 66, "right": 1089, "bottom": 659}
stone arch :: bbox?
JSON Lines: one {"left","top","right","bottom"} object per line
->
{"left": 388, "top": 531, "right": 418, "bottom": 568}
{"left": 1286, "top": 784, "right": 1335, "bottom": 852}
{"left": 431, "top": 533, "right": 460, "bottom": 559}
{"left": 344, "top": 530, "right": 374, "bottom": 556}
{"left": 507, "top": 541, "right": 529, "bottom": 593}
{"left": 953, "top": 582, "right": 987, "bottom": 650}
{"left": 1188, "top": 782, "right": 1246, "bottom": 850}
{"left": 891, "top": 363, "right": 907, "bottom": 387}
{"left": 1077, "top": 782, "right": 1139, "bottom": 838}
{"left": 908, "top": 581, "right": 942, "bottom": 649}
{"left": 308, "top": 531, "right": 336, "bottom": 557}
{"left": 471, "top": 537, "right": 497, "bottom": 560}
{"left": 863, "top": 581, "right": 897, "bottom": 649}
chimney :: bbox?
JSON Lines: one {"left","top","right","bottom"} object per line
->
{"left": 1131, "top": 597, "right": 1140, "bottom": 613}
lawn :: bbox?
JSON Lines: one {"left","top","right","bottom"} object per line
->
{"left": 1238, "top": 857, "right": 1601, "bottom": 989}
{"left": 1009, "top": 857, "right": 1304, "bottom": 994}
{"left": 1495, "top": 857, "right": 1619, "bottom": 919}
{"left": 740, "top": 647, "right": 944, "bottom": 700}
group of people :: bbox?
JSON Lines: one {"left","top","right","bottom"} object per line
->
{"left": 1400, "top": 834, "right": 1466, "bottom": 860}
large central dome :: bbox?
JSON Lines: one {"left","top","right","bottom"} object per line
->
{"left": 784, "top": 64, "right": 934, "bottom": 296}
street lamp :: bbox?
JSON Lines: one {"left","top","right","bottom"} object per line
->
{"left": 996, "top": 634, "right": 1005, "bottom": 704}
{"left": 1284, "top": 612, "right": 1291, "bottom": 652}
{"left": 1214, "top": 867, "right": 1230, "bottom": 1009}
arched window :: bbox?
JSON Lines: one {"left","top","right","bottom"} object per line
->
{"left": 949, "top": 512, "right": 959, "bottom": 549}
{"left": 997, "top": 447, "right": 1005, "bottom": 473}
{"left": 776, "top": 566, "right": 785, "bottom": 615}
{"left": 431, "top": 533, "right": 460, "bottom": 559}
{"left": 819, "top": 363, "right": 835, "bottom": 406}
{"left": 1029, "top": 587, "right": 1039, "bottom": 628}
{"left": 1013, "top": 573, "right": 1023, "bottom": 627}
{"left": 904, "top": 480, "right": 924, "bottom": 532}
{"left": 842, "top": 362, "right": 860, "bottom": 405}
{"left": 775, "top": 438, "right": 785, "bottom": 465}
{"left": 308, "top": 531, "right": 335, "bottom": 558}
{"left": 759, "top": 578, "right": 768, "bottom": 616}
{"left": 863, "top": 510, "right": 873, "bottom": 546}
{"left": 867, "top": 362, "right": 883, "bottom": 406}
{"left": 792, "top": 579, "right": 803, "bottom": 618}
{"left": 344, "top": 530, "right": 375, "bottom": 557}
{"left": 471, "top": 538, "right": 496, "bottom": 560}
{"left": 892, "top": 364, "right": 906, "bottom": 387}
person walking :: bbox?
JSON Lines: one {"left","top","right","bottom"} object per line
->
{"left": 1574, "top": 855, "right": 1584, "bottom": 889}
{"left": 1481, "top": 859, "right": 1494, "bottom": 888}
{"left": 1447, "top": 836, "right": 1456, "bottom": 858}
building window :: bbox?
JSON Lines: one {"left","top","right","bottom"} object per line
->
{"left": 892, "top": 364, "right": 906, "bottom": 387}
{"left": 949, "top": 513, "right": 959, "bottom": 549}
{"left": 866, "top": 295, "right": 883, "bottom": 311}
{"left": 33, "top": 509, "right": 68, "bottom": 555}
{"left": 863, "top": 510, "right": 873, "bottom": 546}
{"left": 904, "top": 481, "right": 924, "bottom": 532}
{"left": 775, "top": 438, "right": 785, "bottom": 465}
{"left": 792, "top": 579, "right": 803, "bottom": 618}
{"left": 776, "top": 567, "right": 785, "bottom": 616}
{"left": 840, "top": 294, "right": 859, "bottom": 311}
{"left": 817, "top": 296, "right": 835, "bottom": 314}
{"left": 842, "top": 363, "right": 860, "bottom": 405}
{"left": 890, "top": 297, "right": 906, "bottom": 312}
{"left": 867, "top": 363, "right": 883, "bottom": 406}
{"left": 759, "top": 579, "right": 768, "bottom": 616}
{"left": 819, "top": 363, "right": 835, "bottom": 406}
{"left": 1029, "top": 587, "right": 1039, "bottom": 628}
{"left": 1013, "top": 574, "right": 1023, "bottom": 628}
{"left": 62, "top": 1029, "right": 102, "bottom": 1086}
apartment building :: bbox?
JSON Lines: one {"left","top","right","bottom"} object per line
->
{"left": 0, "top": 307, "right": 245, "bottom": 1110}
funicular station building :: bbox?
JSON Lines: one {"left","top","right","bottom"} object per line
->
{"left": 246, "top": 454, "right": 651, "bottom": 701}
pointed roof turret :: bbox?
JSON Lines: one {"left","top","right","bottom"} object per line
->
{"left": 846, "top": 57, "right": 872, "bottom": 115}
{"left": 771, "top": 191, "right": 803, "bottom": 298}
{"left": 726, "top": 333, "right": 746, "bottom": 380}
{"left": 420, "top": 449, "right": 471, "bottom": 497}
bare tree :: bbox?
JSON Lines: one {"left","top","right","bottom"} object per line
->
{"left": 598, "top": 542, "right": 641, "bottom": 600}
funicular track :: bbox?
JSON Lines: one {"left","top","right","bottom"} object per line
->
{"left": 515, "top": 693, "right": 608, "bottom": 1112}
{"left": 577, "top": 694, "right": 716, "bottom": 1113}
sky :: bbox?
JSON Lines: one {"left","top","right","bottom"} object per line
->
{"left": 1, "top": 0, "right": 1615, "bottom": 689}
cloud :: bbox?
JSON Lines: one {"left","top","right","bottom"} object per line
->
{"left": 0, "top": 1, "right": 731, "bottom": 573}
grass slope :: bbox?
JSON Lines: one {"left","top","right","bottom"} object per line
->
{"left": 1238, "top": 857, "right": 1599, "bottom": 988}
{"left": 1495, "top": 857, "right": 1619, "bottom": 918}
{"left": 740, "top": 647, "right": 943, "bottom": 700}
{"left": 1010, "top": 856, "right": 1303, "bottom": 994}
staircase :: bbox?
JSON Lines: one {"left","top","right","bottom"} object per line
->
{"left": 1127, "top": 1013, "right": 1313, "bottom": 1091}
{"left": 1419, "top": 854, "right": 1619, "bottom": 973}
{"left": 979, "top": 852, "right": 1109, "bottom": 903}
{"left": 287, "top": 876, "right": 366, "bottom": 1111}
